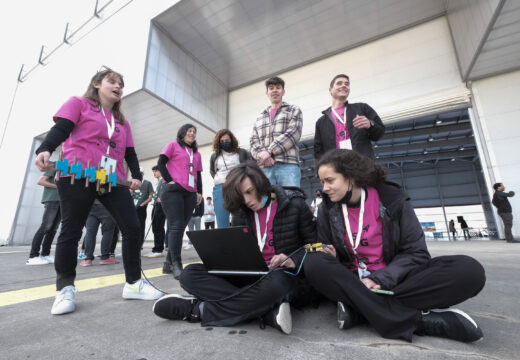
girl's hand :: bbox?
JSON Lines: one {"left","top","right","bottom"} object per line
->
{"left": 35, "top": 152, "right": 54, "bottom": 172}
{"left": 321, "top": 244, "right": 336, "bottom": 258}
{"left": 129, "top": 179, "right": 142, "bottom": 190}
{"left": 361, "top": 277, "right": 381, "bottom": 290}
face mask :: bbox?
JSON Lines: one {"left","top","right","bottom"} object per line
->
{"left": 340, "top": 182, "right": 353, "bottom": 204}
{"left": 220, "top": 142, "right": 232, "bottom": 151}
{"left": 260, "top": 195, "right": 269, "bottom": 208}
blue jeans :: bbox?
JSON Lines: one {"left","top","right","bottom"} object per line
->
{"left": 213, "top": 184, "right": 230, "bottom": 228}
{"left": 262, "top": 163, "right": 301, "bottom": 187}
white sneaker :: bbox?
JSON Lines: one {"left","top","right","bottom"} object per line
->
{"left": 26, "top": 256, "right": 49, "bottom": 265}
{"left": 51, "top": 286, "right": 76, "bottom": 315}
{"left": 122, "top": 278, "right": 164, "bottom": 300}
{"left": 183, "top": 243, "right": 193, "bottom": 250}
{"left": 42, "top": 255, "right": 54, "bottom": 264}
{"left": 143, "top": 252, "right": 164, "bottom": 258}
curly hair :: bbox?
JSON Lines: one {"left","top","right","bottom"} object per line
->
{"left": 316, "top": 149, "right": 386, "bottom": 188}
{"left": 212, "top": 129, "right": 239, "bottom": 154}
{"left": 176, "top": 123, "right": 198, "bottom": 152}
{"left": 222, "top": 161, "right": 273, "bottom": 213}
{"left": 84, "top": 68, "right": 126, "bottom": 125}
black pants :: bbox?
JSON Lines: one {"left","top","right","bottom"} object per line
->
{"left": 204, "top": 221, "right": 215, "bottom": 230}
{"left": 462, "top": 228, "right": 471, "bottom": 240}
{"left": 55, "top": 178, "right": 141, "bottom": 290}
{"left": 304, "top": 252, "right": 485, "bottom": 342}
{"left": 161, "top": 183, "right": 196, "bottom": 265}
{"left": 136, "top": 205, "right": 148, "bottom": 247}
{"left": 180, "top": 264, "right": 296, "bottom": 327}
{"left": 151, "top": 203, "right": 166, "bottom": 252}
{"left": 498, "top": 212, "right": 513, "bottom": 242}
{"left": 29, "top": 201, "right": 61, "bottom": 258}
{"left": 83, "top": 204, "right": 115, "bottom": 260}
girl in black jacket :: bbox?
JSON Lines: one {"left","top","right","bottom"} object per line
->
{"left": 304, "top": 149, "right": 485, "bottom": 343}
{"left": 153, "top": 162, "right": 315, "bottom": 334}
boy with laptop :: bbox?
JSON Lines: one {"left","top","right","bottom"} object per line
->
{"left": 153, "top": 162, "right": 315, "bottom": 334}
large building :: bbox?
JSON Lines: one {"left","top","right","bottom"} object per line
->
{"left": 2, "top": 0, "right": 519, "bottom": 245}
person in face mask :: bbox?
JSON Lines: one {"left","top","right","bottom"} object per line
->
{"left": 153, "top": 161, "right": 316, "bottom": 334}
{"left": 209, "top": 129, "right": 252, "bottom": 228}
{"left": 304, "top": 149, "right": 486, "bottom": 343}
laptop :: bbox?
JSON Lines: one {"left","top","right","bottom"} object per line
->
{"left": 187, "top": 226, "right": 269, "bottom": 276}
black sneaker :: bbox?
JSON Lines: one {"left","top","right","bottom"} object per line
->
{"left": 162, "top": 262, "right": 172, "bottom": 274}
{"left": 337, "top": 301, "right": 366, "bottom": 329}
{"left": 153, "top": 294, "right": 200, "bottom": 322}
{"left": 262, "top": 302, "right": 292, "bottom": 334}
{"left": 415, "top": 308, "right": 483, "bottom": 343}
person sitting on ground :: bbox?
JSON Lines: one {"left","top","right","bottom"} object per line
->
{"left": 153, "top": 161, "right": 315, "bottom": 334}
{"left": 304, "top": 149, "right": 486, "bottom": 343}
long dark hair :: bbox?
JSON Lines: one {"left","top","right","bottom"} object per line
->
{"left": 84, "top": 68, "right": 126, "bottom": 125}
{"left": 177, "top": 123, "right": 198, "bottom": 152}
{"left": 212, "top": 129, "right": 239, "bottom": 155}
{"left": 223, "top": 161, "right": 273, "bottom": 213}
{"left": 317, "top": 149, "right": 386, "bottom": 188}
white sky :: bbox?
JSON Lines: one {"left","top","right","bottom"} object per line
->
{"left": 0, "top": 1, "right": 94, "bottom": 147}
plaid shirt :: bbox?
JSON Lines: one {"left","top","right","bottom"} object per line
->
{"left": 249, "top": 102, "right": 302, "bottom": 167}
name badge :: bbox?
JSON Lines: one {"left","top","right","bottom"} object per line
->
{"left": 100, "top": 156, "right": 117, "bottom": 173}
{"left": 339, "top": 139, "right": 352, "bottom": 150}
{"left": 188, "top": 174, "right": 195, "bottom": 188}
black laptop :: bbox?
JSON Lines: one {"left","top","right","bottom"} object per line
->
{"left": 186, "top": 227, "right": 269, "bottom": 275}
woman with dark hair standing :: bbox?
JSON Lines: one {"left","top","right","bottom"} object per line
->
{"left": 304, "top": 149, "right": 486, "bottom": 343}
{"left": 209, "top": 129, "right": 252, "bottom": 228}
{"left": 157, "top": 124, "right": 203, "bottom": 279}
{"left": 34, "top": 68, "right": 163, "bottom": 315}
{"left": 153, "top": 161, "right": 315, "bottom": 334}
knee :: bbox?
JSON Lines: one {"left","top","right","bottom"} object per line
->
{"left": 179, "top": 264, "right": 206, "bottom": 291}
{"left": 303, "top": 253, "right": 329, "bottom": 282}
{"left": 453, "top": 255, "right": 486, "bottom": 295}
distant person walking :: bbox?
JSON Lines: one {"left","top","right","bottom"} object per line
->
{"left": 459, "top": 217, "right": 471, "bottom": 240}
{"left": 26, "top": 169, "right": 61, "bottom": 265}
{"left": 203, "top": 197, "right": 215, "bottom": 229}
{"left": 492, "top": 182, "right": 518, "bottom": 243}
{"left": 449, "top": 219, "right": 457, "bottom": 240}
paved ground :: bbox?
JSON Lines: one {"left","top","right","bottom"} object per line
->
{"left": 1, "top": 240, "right": 519, "bottom": 360}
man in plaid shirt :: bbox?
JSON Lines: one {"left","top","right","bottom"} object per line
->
{"left": 249, "top": 77, "right": 303, "bottom": 187}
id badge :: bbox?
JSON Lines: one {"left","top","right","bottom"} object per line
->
{"left": 100, "top": 156, "right": 117, "bottom": 173}
{"left": 358, "top": 261, "right": 371, "bottom": 279}
{"left": 188, "top": 173, "right": 195, "bottom": 188}
{"left": 339, "top": 139, "right": 352, "bottom": 150}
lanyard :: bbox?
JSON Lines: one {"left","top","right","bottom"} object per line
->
{"left": 331, "top": 106, "right": 347, "bottom": 126}
{"left": 185, "top": 146, "right": 194, "bottom": 172}
{"left": 101, "top": 108, "right": 115, "bottom": 156}
{"left": 341, "top": 189, "right": 366, "bottom": 254}
{"left": 254, "top": 202, "right": 272, "bottom": 250}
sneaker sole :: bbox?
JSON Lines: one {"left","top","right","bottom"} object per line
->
{"left": 429, "top": 308, "right": 478, "bottom": 329}
{"left": 275, "top": 302, "right": 292, "bottom": 335}
{"left": 99, "top": 261, "right": 119, "bottom": 265}
{"left": 337, "top": 301, "right": 346, "bottom": 329}
{"left": 26, "top": 262, "right": 49, "bottom": 265}
{"left": 152, "top": 294, "right": 195, "bottom": 314}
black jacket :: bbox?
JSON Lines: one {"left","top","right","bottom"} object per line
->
{"left": 209, "top": 148, "right": 252, "bottom": 178}
{"left": 314, "top": 102, "right": 385, "bottom": 160}
{"left": 232, "top": 185, "right": 316, "bottom": 267}
{"left": 316, "top": 181, "right": 430, "bottom": 290}
{"left": 492, "top": 190, "right": 514, "bottom": 213}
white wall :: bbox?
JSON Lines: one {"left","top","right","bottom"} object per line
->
{"left": 228, "top": 17, "right": 465, "bottom": 144}
{"left": 0, "top": 0, "right": 178, "bottom": 243}
{"left": 471, "top": 70, "right": 520, "bottom": 237}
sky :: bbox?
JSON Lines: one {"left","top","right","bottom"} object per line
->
{"left": 0, "top": 1, "right": 95, "bottom": 149}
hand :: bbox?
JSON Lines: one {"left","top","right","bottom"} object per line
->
{"left": 257, "top": 151, "right": 271, "bottom": 163}
{"left": 35, "top": 151, "right": 54, "bottom": 172}
{"left": 321, "top": 244, "right": 336, "bottom": 258}
{"left": 361, "top": 277, "right": 381, "bottom": 290}
{"left": 352, "top": 114, "right": 371, "bottom": 129}
{"left": 129, "top": 179, "right": 142, "bottom": 190}
{"left": 263, "top": 156, "right": 275, "bottom": 167}
{"left": 196, "top": 193, "right": 202, "bottom": 205}
{"left": 269, "top": 253, "right": 296, "bottom": 269}
{"left": 168, "top": 181, "right": 176, "bottom": 184}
